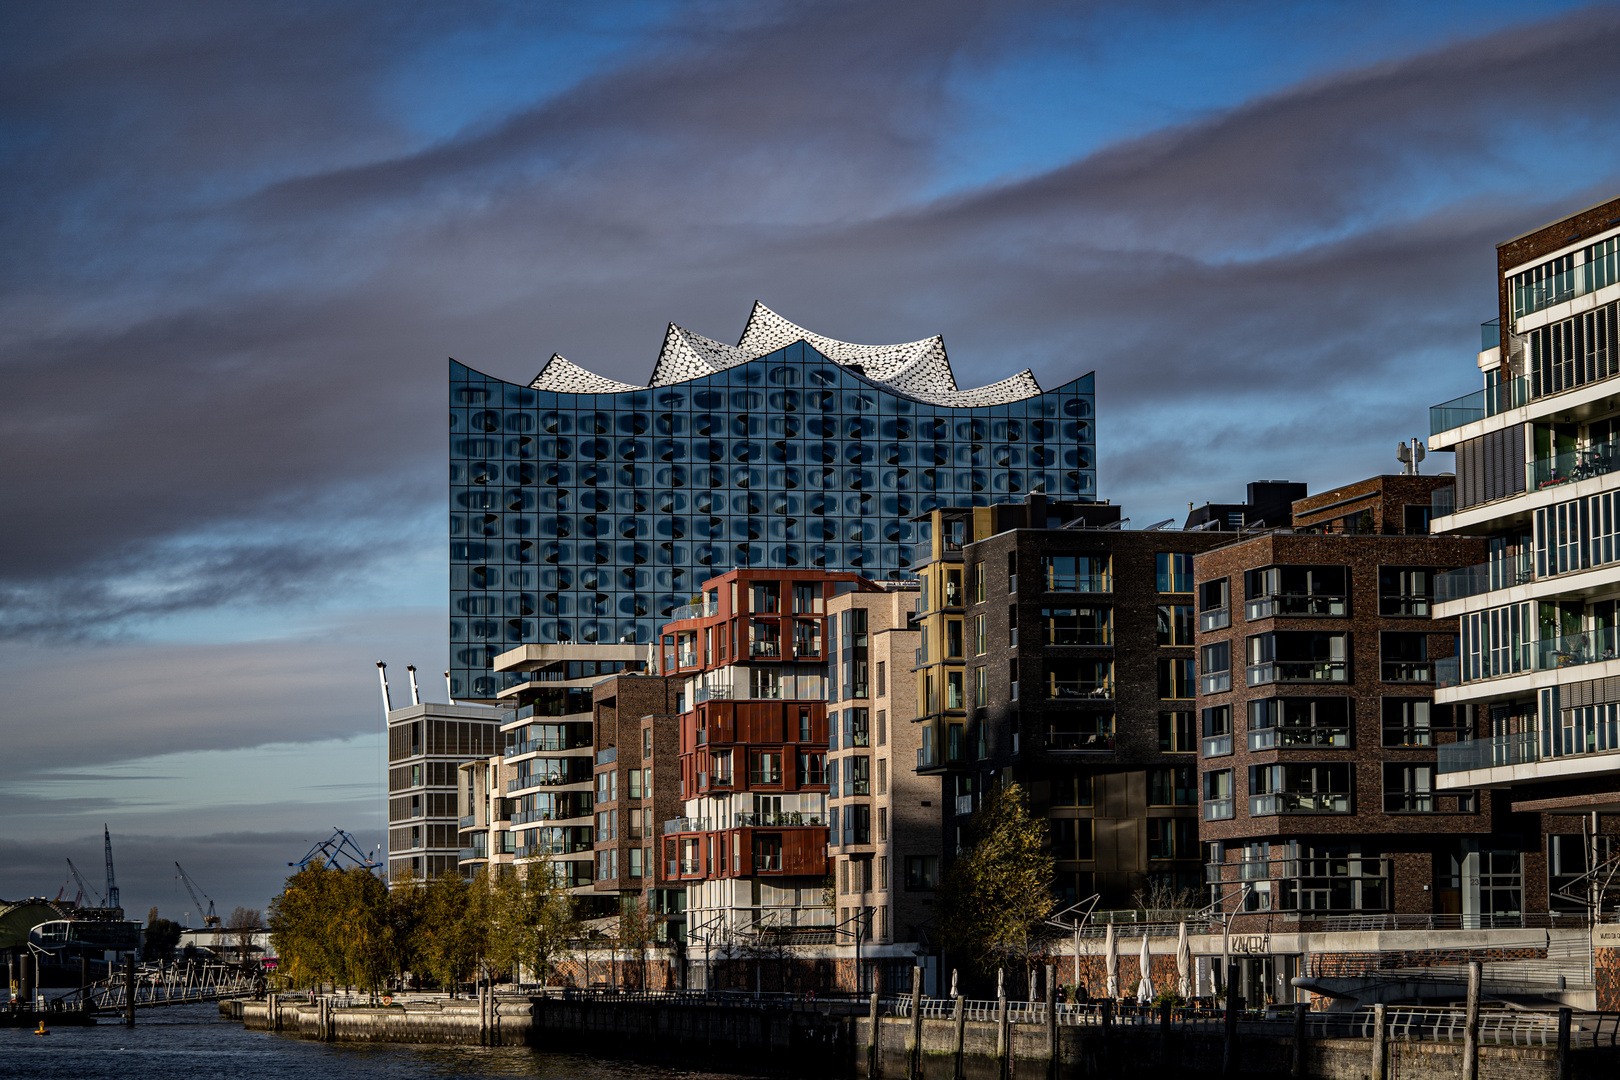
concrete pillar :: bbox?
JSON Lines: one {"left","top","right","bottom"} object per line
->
{"left": 1462, "top": 962, "right": 1481, "bottom": 1080}
{"left": 1370, "top": 1003, "right": 1386, "bottom": 1080}
{"left": 952, "top": 994, "right": 966, "bottom": 1080}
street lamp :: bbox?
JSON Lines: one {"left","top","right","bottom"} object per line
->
{"left": 832, "top": 909, "right": 869, "bottom": 994}
{"left": 1043, "top": 894, "right": 1100, "bottom": 1000}
{"left": 1196, "top": 883, "right": 1251, "bottom": 995}
{"left": 687, "top": 911, "right": 728, "bottom": 995}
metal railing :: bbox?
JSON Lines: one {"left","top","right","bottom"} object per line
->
{"left": 733, "top": 811, "right": 827, "bottom": 827}
{"left": 1199, "top": 608, "right": 1230, "bottom": 632}
{"left": 1435, "top": 553, "right": 1533, "bottom": 602}
{"left": 1249, "top": 792, "right": 1351, "bottom": 815}
{"left": 1321, "top": 912, "right": 1591, "bottom": 931}
{"left": 1429, "top": 375, "right": 1530, "bottom": 436}
{"left": 1245, "top": 595, "right": 1347, "bottom": 619}
{"left": 670, "top": 600, "right": 718, "bottom": 621}
{"left": 1531, "top": 445, "right": 1620, "bottom": 490}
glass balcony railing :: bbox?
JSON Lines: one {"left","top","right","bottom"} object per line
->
{"left": 669, "top": 600, "right": 718, "bottom": 621}
{"left": 1437, "top": 731, "right": 1539, "bottom": 774}
{"left": 1482, "top": 318, "right": 1501, "bottom": 352}
{"left": 1201, "top": 734, "right": 1233, "bottom": 757}
{"left": 1249, "top": 792, "right": 1351, "bottom": 815}
{"left": 1248, "top": 726, "right": 1350, "bottom": 750}
{"left": 1436, "top": 553, "right": 1533, "bottom": 603}
{"left": 1203, "top": 799, "right": 1234, "bottom": 821}
{"left": 1199, "top": 608, "right": 1230, "bottom": 632}
{"left": 1048, "top": 679, "right": 1114, "bottom": 700}
{"left": 1428, "top": 375, "right": 1529, "bottom": 436}
{"left": 1515, "top": 266, "right": 1582, "bottom": 319}
{"left": 1245, "top": 595, "right": 1347, "bottom": 619}
{"left": 1045, "top": 574, "right": 1112, "bottom": 593}
{"left": 1246, "top": 661, "right": 1347, "bottom": 685}
{"left": 1431, "top": 485, "right": 1454, "bottom": 516}
{"left": 1530, "top": 444, "right": 1620, "bottom": 491}
{"left": 1435, "top": 655, "right": 1461, "bottom": 688}
{"left": 1199, "top": 671, "right": 1231, "bottom": 694}
{"left": 1534, "top": 626, "right": 1620, "bottom": 671}
{"left": 1381, "top": 661, "right": 1433, "bottom": 683}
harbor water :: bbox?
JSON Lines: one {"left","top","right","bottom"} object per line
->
{"left": 0, "top": 1002, "right": 763, "bottom": 1080}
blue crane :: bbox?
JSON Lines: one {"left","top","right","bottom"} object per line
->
{"left": 103, "top": 824, "right": 120, "bottom": 910}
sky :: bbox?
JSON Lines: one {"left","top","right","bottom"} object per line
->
{"left": 4, "top": 0, "right": 1620, "bottom": 920}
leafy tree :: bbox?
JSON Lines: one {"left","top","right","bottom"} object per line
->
{"left": 936, "top": 783, "right": 1055, "bottom": 988}
{"left": 486, "top": 864, "right": 579, "bottom": 986}
{"left": 227, "top": 905, "right": 262, "bottom": 963}
{"left": 417, "top": 870, "right": 488, "bottom": 995}
{"left": 268, "top": 861, "right": 393, "bottom": 993}
{"left": 143, "top": 918, "right": 182, "bottom": 961}
{"left": 617, "top": 896, "right": 653, "bottom": 989}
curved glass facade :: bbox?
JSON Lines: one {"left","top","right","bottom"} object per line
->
{"left": 450, "top": 342, "right": 1094, "bottom": 698}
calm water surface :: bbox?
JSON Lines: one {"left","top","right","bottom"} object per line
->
{"left": 0, "top": 1003, "right": 765, "bottom": 1080}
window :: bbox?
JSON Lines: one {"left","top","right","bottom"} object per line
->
{"left": 944, "top": 568, "right": 963, "bottom": 606}
{"left": 643, "top": 727, "right": 652, "bottom": 756}
{"left": 754, "top": 834, "right": 782, "bottom": 871}
{"left": 1048, "top": 658, "right": 1112, "bottom": 699}
{"left": 946, "top": 670, "right": 965, "bottom": 709}
{"left": 1148, "top": 819, "right": 1196, "bottom": 860}
{"left": 846, "top": 708, "right": 870, "bottom": 747}
{"left": 1381, "top": 632, "right": 1432, "bottom": 682}
{"left": 1042, "top": 606, "right": 1111, "bottom": 645}
{"left": 828, "top": 806, "right": 839, "bottom": 848}
{"left": 876, "top": 661, "right": 886, "bottom": 697}
{"left": 826, "top": 759, "right": 838, "bottom": 793}
{"left": 1044, "top": 554, "right": 1111, "bottom": 592}
{"left": 1248, "top": 698, "right": 1351, "bottom": 749}
{"left": 627, "top": 769, "right": 643, "bottom": 799}
{"left": 751, "top": 581, "right": 781, "bottom": 613}
{"left": 877, "top": 856, "right": 889, "bottom": 892}
{"left": 1148, "top": 766, "right": 1196, "bottom": 806}
{"left": 844, "top": 755, "right": 870, "bottom": 796}
{"left": 1157, "top": 657, "right": 1194, "bottom": 699}
{"left": 628, "top": 847, "right": 644, "bottom": 878}
{"left": 793, "top": 619, "right": 822, "bottom": 658}
{"left": 1244, "top": 566, "right": 1347, "bottom": 617}
{"left": 877, "top": 758, "right": 887, "bottom": 794}
{"left": 1053, "top": 773, "right": 1094, "bottom": 806}
{"left": 1248, "top": 763, "right": 1352, "bottom": 815}
{"left": 844, "top": 803, "right": 871, "bottom": 845}
{"left": 1199, "top": 578, "right": 1230, "bottom": 631}
{"left": 1382, "top": 764, "right": 1434, "bottom": 813}
{"left": 1157, "top": 605, "right": 1194, "bottom": 645}
{"left": 946, "top": 619, "right": 963, "bottom": 658}
{"left": 1380, "top": 567, "right": 1435, "bottom": 616}
{"left": 905, "top": 855, "right": 940, "bottom": 889}
{"left": 1199, "top": 641, "right": 1231, "bottom": 694}
{"left": 1246, "top": 632, "right": 1348, "bottom": 684}
{"left": 877, "top": 709, "right": 886, "bottom": 746}
{"left": 1201, "top": 705, "right": 1233, "bottom": 757}
{"left": 974, "top": 666, "right": 987, "bottom": 707}
{"left": 799, "top": 707, "right": 811, "bottom": 743}
{"left": 1382, "top": 698, "right": 1456, "bottom": 747}
{"left": 1159, "top": 711, "right": 1195, "bottom": 753}
{"left": 1049, "top": 818, "right": 1095, "bottom": 860}
{"left": 793, "top": 580, "right": 821, "bottom": 614}
{"left": 1156, "top": 552, "right": 1193, "bottom": 593}
{"left": 1203, "top": 769, "right": 1234, "bottom": 820}
{"left": 974, "top": 614, "right": 987, "bottom": 655}
{"left": 1046, "top": 714, "right": 1114, "bottom": 751}
{"left": 973, "top": 562, "right": 985, "bottom": 604}
{"left": 798, "top": 751, "right": 826, "bottom": 785}
{"left": 749, "top": 750, "right": 782, "bottom": 786}
{"left": 878, "top": 807, "right": 888, "bottom": 842}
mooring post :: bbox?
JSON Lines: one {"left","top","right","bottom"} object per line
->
{"left": 996, "top": 987, "right": 1010, "bottom": 1080}
{"left": 1556, "top": 1007, "right": 1572, "bottom": 1080}
{"left": 1370, "top": 1003, "right": 1386, "bottom": 1080}
{"left": 870, "top": 990, "right": 883, "bottom": 1079}
{"left": 909, "top": 966, "right": 924, "bottom": 1080}
{"left": 125, "top": 955, "right": 136, "bottom": 1027}
{"left": 1291, "top": 1002, "right": 1306, "bottom": 1079}
{"left": 1159, "top": 997, "right": 1170, "bottom": 1058}
{"left": 1462, "top": 962, "right": 1481, "bottom": 1080}
{"left": 79, "top": 955, "right": 88, "bottom": 1004}
{"left": 953, "top": 994, "right": 966, "bottom": 1080}
{"left": 1220, "top": 964, "right": 1237, "bottom": 1078}
{"left": 1046, "top": 963, "right": 1059, "bottom": 1080}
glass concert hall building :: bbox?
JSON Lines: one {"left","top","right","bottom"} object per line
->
{"left": 449, "top": 304, "right": 1094, "bottom": 700}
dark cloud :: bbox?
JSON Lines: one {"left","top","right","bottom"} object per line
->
{"left": 3, "top": 0, "right": 1619, "bottom": 637}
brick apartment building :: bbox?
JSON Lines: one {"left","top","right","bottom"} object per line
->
{"left": 912, "top": 492, "right": 1231, "bottom": 913}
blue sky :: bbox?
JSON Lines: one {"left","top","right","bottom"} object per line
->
{"left": 3, "top": 0, "right": 1619, "bottom": 916}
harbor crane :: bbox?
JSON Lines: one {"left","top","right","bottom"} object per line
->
{"left": 65, "top": 858, "right": 102, "bottom": 907}
{"left": 174, "top": 862, "right": 219, "bottom": 927}
{"left": 104, "top": 823, "right": 121, "bottom": 910}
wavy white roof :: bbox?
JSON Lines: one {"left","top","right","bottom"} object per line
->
{"left": 529, "top": 302, "right": 1043, "bottom": 407}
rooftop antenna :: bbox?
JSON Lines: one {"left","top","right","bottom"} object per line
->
{"left": 1397, "top": 439, "right": 1426, "bottom": 476}
{"left": 444, "top": 671, "right": 456, "bottom": 706}
{"left": 375, "top": 661, "right": 392, "bottom": 713}
{"left": 406, "top": 665, "right": 421, "bottom": 706}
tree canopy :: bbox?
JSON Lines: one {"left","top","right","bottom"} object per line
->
{"left": 936, "top": 782, "right": 1055, "bottom": 983}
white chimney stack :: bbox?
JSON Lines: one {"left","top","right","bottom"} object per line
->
{"left": 444, "top": 671, "right": 456, "bottom": 706}
{"left": 375, "top": 661, "right": 392, "bottom": 714}
{"left": 406, "top": 665, "right": 421, "bottom": 706}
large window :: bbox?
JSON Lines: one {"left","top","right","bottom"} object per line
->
{"left": 749, "top": 750, "right": 782, "bottom": 786}
{"left": 1379, "top": 567, "right": 1435, "bottom": 617}
{"left": 1247, "top": 697, "right": 1351, "bottom": 749}
{"left": 1043, "top": 606, "right": 1111, "bottom": 646}
{"left": 845, "top": 708, "right": 870, "bottom": 747}
{"left": 1381, "top": 764, "right": 1433, "bottom": 813}
{"left": 1159, "top": 711, "right": 1196, "bottom": 753}
{"left": 905, "top": 856, "right": 939, "bottom": 890}
{"left": 1156, "top": 552, "right": 1193, "bottom": 594}
{"left": 1046, "top": 714, "right": 1114, "bottom": 752}
{"left": 1244, "top": 565, "right": 1347, "bottom": 618}
{"left": 1157, "top": 604, "right": 1194, "bottom": 645}
{"left": 1201, "top": 705, "right": 1232, "bottom": 757}
{"left": 1200, "top": 641, "right": 1231, "bottom": 694}
{"left": 1203, "top": 770, "right": 1234, "bottom": 821}
{"left": 1198, "top": 577, "right": 1230, "bottom": 631}
{"left": 1148, "top": 766, "right": 1196, "bottom": 807}
{"left": 1148, "top": 819, "right": 1197, "bottom": 860}
{"left": 1380, "top": 632, "right": 1432, "bottom": 682}
{"left": 1048, "top": 659, "right": 1113, "bottom": 699}
{"left": 1381, "top": 698, "right": 1457, "bottom": 747}
{"left": 1248, "top": 763, "right": 1352, "bottom": 815}
{"left": 1246, "top": 632, "right": 1348, "bottom": 685}
{"left": 1044, "top": 554, "right": 1111, "bottom": 592}
{"left": 1049, "top": 818, "right": 1095, "bottom": 861}
{"left": 1157, "top": 657, "right": 1194, "bottom": 700}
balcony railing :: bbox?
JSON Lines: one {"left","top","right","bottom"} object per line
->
{"left": 1248, "top": 726, "right": 1350, "bottom": 750}
{"left": 504, "top": 735, "right": 587, "bottom": 757}
{"left": 1382, "top": 793, "right": 1435, "bottom": 813}
{"left": 1202, "top": 734, "right": 1233, "bottom": 757}
{"left": 1436, "top": 553, "right": 1533, "bottom": 602}
{"left": 754, "top": 854, "right": 783, "bottom": 871}
{"left": 458, "top": 814, "right": 477, "bottom": 829}
{"left": 1246, "top": 661, "right": 1347, "bottom": 685}
{"left": 507, "top": 772, "right": 585, "bottom": 792}
{"left": 1249, "top": 792, "right": 1351, "bottom": 815}
{"left": 1530, "top": 444, "right": 1620, "bottom": 491}
{"left": 1428, "top": 375, "right": 1530, "bottom": 436}
{"left": 1244, "top": 595, "right": 1346, "bottom": 619}
{"left": 1199, "top": 671, "right": 1231, "bottom": 694}
{"left": 749, "top": 640, "right": 782, "bottom": 658}
{"left": 1535, "top": 626, "right": 1620, "bottom": 672}
{"left": 734, "top": 811, "right": 827, "bottom": 827}
{"left": 1203, "top": 799, "right": 1233, "bottom": 821}
{"left": 1244, "top": 790, "right": 1347, "bottom": 816}
{"left": 1381, "top": 660, "right": 1433, "bottom": 683}
{"left": 1435, "top": 655, "right": 1461, "bottom": 688}
{"left": 1437, "top": 731, "right": 1539, "bottom": 774}
{"left": 678, "top": 651, "right": 699, "bottom": 667}
{"left": 1045, "top": 574, "right": 1112, "bottom": 593}
{"left": 1045, "top": 731, "right": 1116, "bottom": 752}
{"left": 595, "top": 747, "right": 617, "bottom": 765}
{"left": 694, "top": 684, "right": 732, "bottom": 703}
{"left": 669, "top": 600, "right": 718, "bottom": 621}
{"left": 1199, "top": 608, "right": 1230, "bottom": 632}
{"left": 1048, "top": 680, "right": 1114, "bottom": 700}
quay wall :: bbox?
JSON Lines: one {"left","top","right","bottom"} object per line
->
{"left": 226, "top": 997, "right": 1617, "bottom": 1080}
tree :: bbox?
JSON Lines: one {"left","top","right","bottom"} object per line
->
{"left": 616, "top": 896, "right": 653, "bottom": 989}
{"left": 1129, "top": 877, "right": 1199, "bottom": 922}
{"left": 143, "top": 918, "right": 182, "bottom": 961}
{"left": 417, "top": 870, "right": 487, "bottom": 995}
{"left": 227, "top": 906, "right": 262, "bottom": 963}
{"left": 936, "top": 783, "right": 1055, "bottom": 988}
{"left": 267, "top": 861, "right": 392, "bottom": 993}
{"left": 486, "top": 865, "right": 579, "bottom": 987}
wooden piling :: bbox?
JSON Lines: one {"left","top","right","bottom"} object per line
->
{"left": 1370, "top": 1003, "right": 1386, "bottom": 1080}
{"left": 869, "top": 991, "right": 882, "bottom": 1079}
{"left": 996, "top": 993, "right": 1010, "bottom": 1080}
{"left": 1556, "top": 1007, "right": 1571, "bottom": 1080}
{"left": 1046, "top": 964, "right": 1059, "bottom": 1080}
{"left": 1462, "top": 962, "right": 1481, "bottom": 1080}
{"left": 952, "top": 995, "right": 966, "bottom": 1080}
{"left": 1291, "top": 1003, "right": 1306, "bottom": 1079}
{"left": 125, "top": 955, "right": 135, "bottom": 1027}
{"left": 908, "top": 966, "right": 924, "bottom": 1080}
{"left": 1220, "top": 964, "right": 1237, "bottom": 1078}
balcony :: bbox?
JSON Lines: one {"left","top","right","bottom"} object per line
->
{"left": 1046, "top": 574, "right": 1112, "bottom": 594}
{"left": 669, "top": 600, "right": 718, "bottom": 621}
{"left": 694, "top": 684, "right": 732, "bottom": 703}
{"left": 1203, "top": 799, "right": 1234, "bottom": 821}
{"left": 459, "top": 814, "right": 477, "bottom": 829}
{"left": 1244, "top": 595, "right": 1346, "bottom": 620}
{"left": 1437, "top": 731, "right": 1539, "bottom": 774}
{"left": 505, "top": 735, "right": 587, "bottom": 757}
{"left": 1048, "top": 679, "right": 1114, "bottom": 700}
{"left": 1428, "top": 375, "right": 1529, "bottom": 437}
{"left": 1530, "top": 444, "right": 1620, "bottom": 491}
{"left": 1249, "top": 792, "right": 1351, "bottom": 815}
{"left": 1045, "top": 729, "right": 1116, "bottom": 752}
{"left": 1199, "top": 671, "right": 1232, "bottom": 694}
{"left": 507, "top": 771, "right": 585, "bottom": 792}
{"left": 733, "top": 811, "right": 827, "bottom": 827}
{"left": 678, "top": 651, "right": 699, "bottom": 668}
{"left": 754, "top": 853, "right": 784, "bottom": 871}
{"left": 1435, "top": 655, "right": 1461, "bottom": 688}
{"left": 595, "top": 746, "right": 616, "bottom": 765}
{"left": 1246, "top": 661, "right": 1347, "bottom": 685}
{"left": 1202, "top": 734, "right": 1233, "bottom": 757}
{"left": 749, "top": 640, "right": 782, "bottom": 658}
{"left": 1435, "top": 553, "right": 1533, "bottom": 603}
{"left": 792, "top": 643, "right": 821, "bottom": 658}
{"left": 1199, "top": 608, "right": 1230, "bottom": 632}
{"left": 1381, "top": 661, "right": 1433, "bottom": 683}
{"left": 1382, "top": 793, "right": 1435, "bottom": 813}
{"left": 1248, "top": 726, "right": 1350, "bottom": 750}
